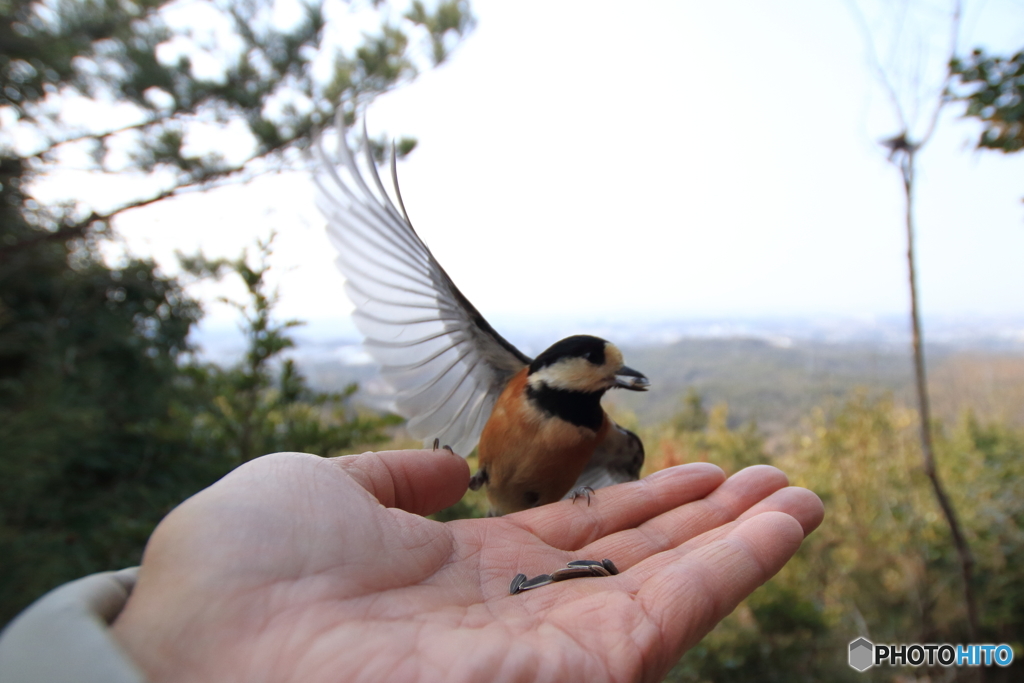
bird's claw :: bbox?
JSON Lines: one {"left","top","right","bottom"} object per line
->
{"left": 431, "top": 438, "right": 454, "bottom": 454}
{"left": 570, "top": 486, "right": 596, "bottom": 506}
{"left": 468, "top": 467, "right": 488, "bottom": 491}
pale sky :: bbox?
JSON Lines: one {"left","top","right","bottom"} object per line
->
{"left": 31, "top": 0, "right": 1024, "bottom": 343}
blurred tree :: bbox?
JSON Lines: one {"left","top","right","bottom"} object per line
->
{"left": 180, "top": 237, "right": 401, "bottom": 465}
{"left": 1, "top": 0, "right": 473, "bottom": 250}
{"left": 951, "top": 49, "right": 1024, "bottom": 154}
{"left": 0, "top": 0, "right": 474, "bottom": 625}
{"left": 845, "top": 0, "right": 982, "bottom": 648}
{"left": 0, "top": 153, "right": 216, "bottom": 622}
{"left": 943, "top": 413, "right": 1024, "bottom": 659}
{"left": 951, "top": 47, "right": 1024, "bottom": 207}
{"left": 647, "top": 396, "right": 767, "bottom": 477}
{"left": 0, "top": 224, "right": 399, "bottom": 624}
{"left": 674, "top": 387, "right": 709, "bottom": 433}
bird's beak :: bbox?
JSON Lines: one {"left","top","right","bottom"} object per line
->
{"left": 614, "top": 365, "right": 650, "bottom": 391}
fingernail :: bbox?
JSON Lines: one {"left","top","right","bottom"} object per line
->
{"left": 644, "top": 462, "right": 724, "bottom": 483}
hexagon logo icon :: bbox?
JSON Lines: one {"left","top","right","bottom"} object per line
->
{"left": 849, "top": 638, "right": 874, "bottom": 671}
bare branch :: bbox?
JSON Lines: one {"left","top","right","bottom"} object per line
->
{"left": 844, "top": 0, "right": 909, "bottom": 131}
{"left": 919, "top": 0, "right": 963, "bottom": 146}
{"left": 0, "top": 156, "right": 284, "bottom": 261}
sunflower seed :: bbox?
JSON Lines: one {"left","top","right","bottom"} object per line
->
{"left": 518, "top": 574, "right": 554, "bottom": 591}
{"left": 551, "top": 566, "right": 598, "bottom": 581}
{"left": 567, "top": 559, "right": 615, "bottom": 576}
{"left": 566, "top": 560, "right": 603, "bottom": 568}
{"left": 509, "top": 573, "right": 527, "bottom": 595}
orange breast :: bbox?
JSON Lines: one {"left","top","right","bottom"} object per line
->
{"left": 478, "top": 368, "right": 608, "bottom": 515}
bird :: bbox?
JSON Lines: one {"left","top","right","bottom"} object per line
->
{"left": 313, "top": 111, "right": 649, "bottom": 516}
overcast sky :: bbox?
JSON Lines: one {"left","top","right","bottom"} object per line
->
{"left": 36, "top": 0, "right": 1024, "bottom": 342}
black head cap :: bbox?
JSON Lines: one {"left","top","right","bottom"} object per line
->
{"left": 529, "top": 335, "right": 609, "bottom": 374}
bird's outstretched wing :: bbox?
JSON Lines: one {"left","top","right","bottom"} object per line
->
{"left": 314, "top": 112, "right": 530, "bottom": 457}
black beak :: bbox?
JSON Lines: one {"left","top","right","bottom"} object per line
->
{"left": 614, "top": 365, "right": 650, "bottom": 391}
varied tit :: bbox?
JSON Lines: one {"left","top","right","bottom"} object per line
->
{"left": 314, "top": 112, "right": 649, "bottom": 516}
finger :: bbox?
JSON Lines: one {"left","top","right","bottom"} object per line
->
{"left": 331, "top": 449, "right": 470, "bottom": 516}
{"left": 507, "top": 463, "right": 727, "bottom": 550}
{"left": 633, "top": 511, "right": 807, "bottom": 667}
{"left": 736, "top": 485, "right": 824, "bottom": 535}
{"left": 608, "top": 484, "right": 824, "bottom": 577}
{"left": 579, "top": 465, "right": 790, "bottom": 565}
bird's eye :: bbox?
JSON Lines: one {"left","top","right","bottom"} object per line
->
{"left": 583, "top": 351, "right": 592, "bottom": 361}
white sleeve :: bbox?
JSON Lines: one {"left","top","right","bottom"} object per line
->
{"left": 0, "top": 567, "right": 148, "bottom": 683}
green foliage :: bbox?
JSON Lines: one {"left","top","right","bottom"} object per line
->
{"left": 944, "top": 413, "right": 1024, "bottom": 649}
{"left": 405, "top": 0, "right": 475, "bottom": 65}
{"left": 0, "top": 0, "right": 473, "bottom": 626}
{"left": 646, "top": 393, "right": 768, "bottom": 476}
{"left": 3, "top": 0, "right": 475, "bottom": 232}
{"left": 669, "top": 582, "right": 834, "bottom": 683}
{"left": 675, "top": 387, "right": 709, "bottom": 432}
{"left": 951, "top": 49, "right": 1024, "bottom": 154}
{"left": 2, "top": 0, "right": 168, "bottom": 112}
{"left": 429, "top": 490, "right": 487, "bottom": 522}
{"left": 0, "top": 228, "right": 399, "bottom": 625}
{"left": 181, "top": 237, "right": 401, "bottom": 465}
{"left": 0, "top": 153, "right": 213, "bottom": 622}
{"left": 666, "top": 395, "right": 1024, "bottom": 682}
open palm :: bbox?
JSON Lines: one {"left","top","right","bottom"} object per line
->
{"left": 112, "top": 449, "right": 823, "bottom": 683}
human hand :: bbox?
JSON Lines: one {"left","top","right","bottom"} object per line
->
{"left": 111, "top": 450, "right": 823, "bottom": 683}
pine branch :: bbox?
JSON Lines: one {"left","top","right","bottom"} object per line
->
{"left": 0, "top": 158, "right": 276, "bottom": 261}
{"left": 26, "top": 116, "right": 169, "bottom": 160}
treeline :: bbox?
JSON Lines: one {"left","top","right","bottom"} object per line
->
{"left": 648, "top": 392, "right": 1024, "bottom": 682}
{"left": 0, "top": 214, "right": 398, "bottom": 623}
{"left": 1, "top": 0, "right": 474, "bottom": 626}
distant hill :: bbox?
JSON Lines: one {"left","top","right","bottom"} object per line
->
{"left": 296, "top": 336, "right": 1024, "bottom": 439}
{"left": 606, "top": 338, "right": 916, "bottom": 432}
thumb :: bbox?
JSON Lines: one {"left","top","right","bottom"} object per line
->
{"left": 331, "top": 448, "right": 470, "bottom": 516}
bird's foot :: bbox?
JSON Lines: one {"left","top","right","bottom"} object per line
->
{"left": 468, "top": 467, "right": 488, "bottom": 491}
{"left": 569, "top": 486, "right": 596, "bottom": 506}
{"left": 431, "top": 438, "right": 454, "bottom": 454}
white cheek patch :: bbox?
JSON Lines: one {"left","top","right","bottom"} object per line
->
{"left": 604, "top": 343, "right": 623, "bottom": 370}
{"left": 529, "top": 357, "right": 612, "bottom": 393}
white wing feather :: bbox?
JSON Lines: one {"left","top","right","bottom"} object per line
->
{"left": 314, "top": 113, "right": 529, "bottom": 457}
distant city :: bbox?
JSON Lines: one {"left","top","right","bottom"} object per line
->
{"left": 192, "top": 314, "right": 1024, "bottom": 366}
